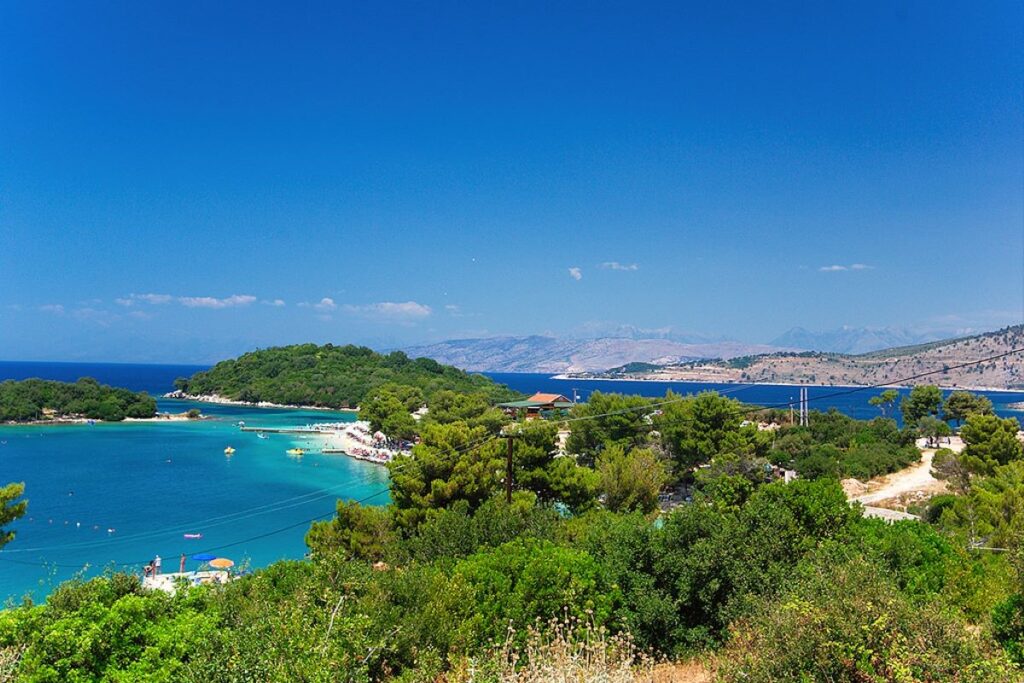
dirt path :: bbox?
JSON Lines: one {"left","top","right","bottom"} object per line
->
{"left": 850, "top": 437, "right": 962, "bottom": 507}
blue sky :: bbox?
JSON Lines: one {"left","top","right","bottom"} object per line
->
{"left": 1, "top": 1, "right": 1021, "bottom": 363}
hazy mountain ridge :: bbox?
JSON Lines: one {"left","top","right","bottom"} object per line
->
{"left": 402, "top": 335, "right": 790, "bottom": 373}
{"left": 770, "top": 326, "right": 945, "bottom": 354}
{"left": 616, "top": 325, "right": 1024, "bottom": 390}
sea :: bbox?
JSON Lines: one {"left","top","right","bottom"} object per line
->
{"left": 1, "top": 360, "right": 1021, "bottom": 602}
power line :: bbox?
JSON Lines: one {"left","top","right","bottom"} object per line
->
{"left": 2, "top": 348, "right": 1019, "bottom": 570}
{"left": 0, "top": 435, "right": 498, "bottom": 569}
{"left": 559, "top": 347, "right": 1024, "bottom": 430}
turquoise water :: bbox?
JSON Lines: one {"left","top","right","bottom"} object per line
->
{"left": 0, "top": 399, "right": 388, "bottom": 602}
{"left": 1, "top": 360, "right": 1021, "bottom": 602}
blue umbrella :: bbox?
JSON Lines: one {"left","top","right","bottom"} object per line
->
{"left": 191, "top": 553, "right": 216, "bottom": 561}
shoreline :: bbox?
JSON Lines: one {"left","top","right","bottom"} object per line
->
{"left": 1, "top": 413, "right": 204, "bottom": 427}
{"left": 549, "top": 374, "right": 1024, "bottom": 394}
{"left": 163, "top": 391, "right": 359, "bottom": 413}
{"left": 304, "top": 420, "right": 406, "bottom": 465}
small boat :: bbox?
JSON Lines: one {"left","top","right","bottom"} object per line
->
{"left": 183, "top": 533, "right": 203, "bottom": 540}
{"left": 286, "top": 448, "right": 305, "bottom": 456}
{"left": 224, "top": 446, "right": 236, "bottom": 455}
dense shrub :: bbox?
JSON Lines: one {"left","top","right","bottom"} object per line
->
{"left": 716, "top": 556, "right": 1019, "bottom": 683}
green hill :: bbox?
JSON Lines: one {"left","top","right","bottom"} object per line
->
{"left": 0, "top": 378, "right": 157, "bottom": 422}
{"left": 174, "top": 343, "right": 518, "bottom": 408}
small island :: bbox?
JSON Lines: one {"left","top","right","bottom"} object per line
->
{"left": 0, "top": 377, "right": 160, "bottom": 423}
{"left": 170, "top": 343, "right": 518, "bottom": 410}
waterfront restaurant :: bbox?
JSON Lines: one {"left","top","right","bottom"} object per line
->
{"left": 498, "top": 392, "right": 575, "bottom": 420}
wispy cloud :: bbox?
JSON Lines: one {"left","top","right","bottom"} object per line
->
{"left": 600, "top": 261, "right": 639, "bottom": 271}
{"left": 178, "top": 295, "right": 257, "bottom": 309}
{"left": 39, "top": 304, "right": 65, "bottom": 315}
{"left": 341, "top": 301, "right": 433, "bottom": 321}
{"left": 568, "top": 267, "right": 583, "bottom": 281}
{"left": 261, "top": 299, "right": 286, "bottom": 307}
{"left": 116, "top": 293, "right": 256, "bottom": 308}
{"left": 819, "top": 263, "right": 874, "bottom": 272}
{"left": 299, "top": 297, "right": 337, "bottom": 311}
{"left": 444, "top": 304, "right": 465, "bottom": 317}
{"left": 115, "top": 293, "right": 173, "bottom": 306}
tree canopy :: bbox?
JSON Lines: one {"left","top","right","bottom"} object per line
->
{"left": 0, "top": 378, "right": 156, "bottom": 422}
{"left": 0, "top": 482, "right": 26, "bottom": 550}
{"left": 944, "top": 390, "right": 995, "bottom": 426}
{"left": 959, "top": 413, "right": 1024, "bottom": 475}
{"left": 174, "top": 344, "right": 518, "bottom": 409}
{"left": 901, "top": 384, "right": 944, "bottom": 424}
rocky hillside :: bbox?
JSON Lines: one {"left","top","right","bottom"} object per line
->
{"left": 597, "top": 325, "right": 1024, "bottom": 390}
{"left": 402, "top": 335, "right": 788, "bottom": 373}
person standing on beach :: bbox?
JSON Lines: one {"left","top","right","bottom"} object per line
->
{"left": 154, "top": 554, "right": 161, "bottom": 575}
{"left": 179, "top": 553, "right": 186, "bottom": 573}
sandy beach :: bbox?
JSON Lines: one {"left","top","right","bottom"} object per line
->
{"left": 305, "top": 420, "right": 407, "bottom": 465}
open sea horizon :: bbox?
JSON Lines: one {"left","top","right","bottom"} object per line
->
{"left": 0, "top": 359, "right": 1021, "bottom": 602}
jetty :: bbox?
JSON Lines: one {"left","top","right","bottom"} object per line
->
{"left": 243, "top": 420, "right": 410, "bottom": 465}
{"left": 240, "top": 426, "right": 323, "bottom": 434}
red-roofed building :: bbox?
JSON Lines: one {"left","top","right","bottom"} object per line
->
{"left": 498, "top": 392, "right": 576, "bottom": 419}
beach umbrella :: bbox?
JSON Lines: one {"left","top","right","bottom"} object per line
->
{"left": 209, "top": 557, "right": 234, "bottom": 569}
{"left": 191, "top": 553, "right": 217, "bottom": 562}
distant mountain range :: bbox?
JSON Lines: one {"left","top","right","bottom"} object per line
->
{"left": 588, "top": 325, "right": 1024, "bottom": 391}
{"left": 770, "top": 326, "right": 945, "bottom": 355}
{"left": 402, "top": 335, "right": 789, "bottom": 373}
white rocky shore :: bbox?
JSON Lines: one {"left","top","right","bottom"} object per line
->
{"left": 164, "top": 390, "right": 358, "bottom": 412}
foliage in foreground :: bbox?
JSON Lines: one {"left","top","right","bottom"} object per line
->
{"left": 1, "top": 478, "right": 1019, "bottom": 682}
{"left": 716, "top": 555, "right": 1018, "bottom": 683}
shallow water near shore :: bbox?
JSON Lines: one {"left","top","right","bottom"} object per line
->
{"left": 0, "top": 397, "right": 381, "bottom": 602}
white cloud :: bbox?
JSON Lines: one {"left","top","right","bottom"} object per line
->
{"left": 819, "top": 264, "right": 874, "bottom": 273}
{"left": 342, "top": 301, "right": 433, "bottom": 320}
{"left": 116, "top": 293, "right": 174, "bottom": 306}
{"left": 261, "top": 299, "right": 286, "bottom": 307}
{"left": 568, "top": 267, "right": 583, "bottom": 281}
{"left": 298, "top": 297, "right": 337, "bottom": 311}
{"left": 178, "top": 294, "right": 257, "bottom": 309}
{"left": 444, "top": 304, "right": 464, "bottom": 317}
{"left": 600, "top": 261, "right": 639, "bottom": 271}
{"left": 39, "top": 304, "right": 65, "bottom": 315}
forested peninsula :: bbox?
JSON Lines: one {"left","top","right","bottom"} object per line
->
{"left": 171, "top": 344, "right": 518, "bottom": 409}
{"left": 0, "top": 378, "right": 157, "bottom": 422}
